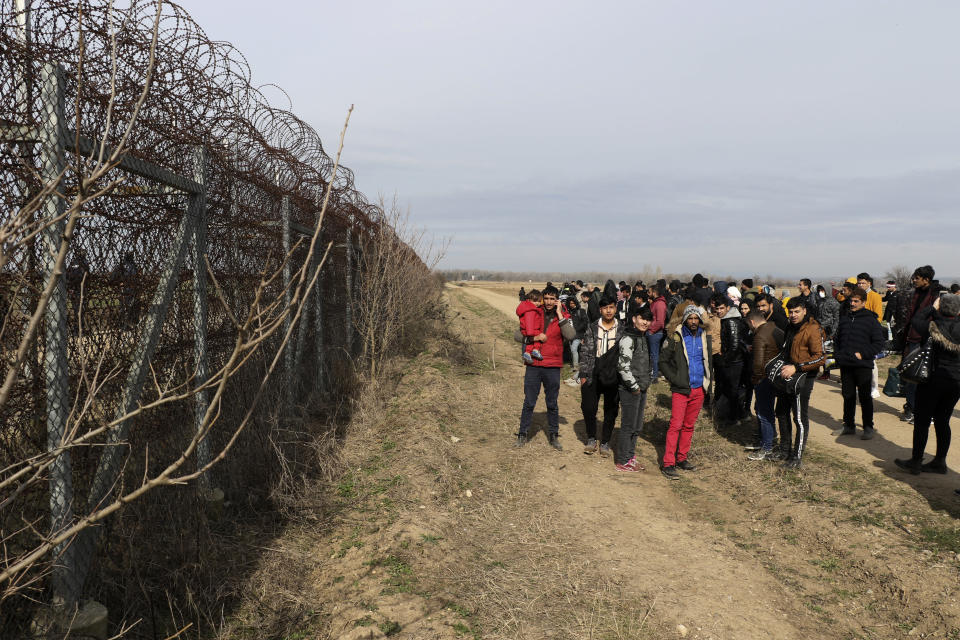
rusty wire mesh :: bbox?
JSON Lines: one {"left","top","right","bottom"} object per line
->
{"left": 0, "top": 0, "right": 393, "bottom": 634}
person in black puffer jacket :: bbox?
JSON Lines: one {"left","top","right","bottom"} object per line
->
{"left": 894, "top": 294, "right": 960, "bottom": 474}
{"left": 711, "top": 293, "right": 748, "bottom": 424}
{"left": 834, "top": 289, "right": 886, "bottom": 439}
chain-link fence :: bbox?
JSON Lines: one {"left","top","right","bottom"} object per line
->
{"left": 0, "top": 1, "right": 399, "bottom": 633}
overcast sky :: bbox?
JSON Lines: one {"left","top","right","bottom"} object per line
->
{"left": 187, "top": 1, "right": 960, "bottom": 279}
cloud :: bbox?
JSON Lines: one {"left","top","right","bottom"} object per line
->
{"left": 417, "top": 169, "right": 960, "bottom": 277}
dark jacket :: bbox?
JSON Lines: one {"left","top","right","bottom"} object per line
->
{"left": 903, "top": 285, "right": 940, "bottom": 349}
{"left": 834, "top": 307, "right": 886, "bottom": 369}
{"left": 579, "top": 317, "right": 625, "bottom": 385}
{"left": 912, "top": 307, "right": 960, "bottom": 383}
{"left": 793, "top": 291, "right": 819, "bottom": 318}
{"left": 768, "top": 302, "right": 789, "bottom": 331}
{"left": 617, "top": 326, "right": 651, "bottom": 392}
{"left": 587, "top": 284, "right": 610, "bottom": 323}
{"left": 692, "top": 286, "right": 712, "bottom": 308}
{"left": 660, "top": 314, "right": 713, "bottom": 396}
{"left": 570, "top": 307, "right": 589, "bottom": 339}
{"left": 817, "top": 295, "right": 840, "bottom": 340}
{"left": 717, "top": 307, "right": 747, "bottom": 365}
{"left": 885, "top": 288, "right": 910, "bottom": 336}
{"left": 667, "top": 293, "right": 684, "bottom": 318}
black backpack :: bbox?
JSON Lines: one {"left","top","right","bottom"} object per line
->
{"left": 595, "top": 341, "right": 620, "bottom": 386}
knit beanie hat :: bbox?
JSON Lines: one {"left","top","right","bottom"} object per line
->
{"left": 681, "top": 304, "right": 703, "bottom": 324}
{"left": 940, "top": 294, "right": 960, "bottom": 317}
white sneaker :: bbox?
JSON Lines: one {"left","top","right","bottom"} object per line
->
{"left": 871, "top": 389, "right": 881, "bottom": 399}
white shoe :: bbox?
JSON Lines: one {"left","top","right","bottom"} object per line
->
{"left": 871, "top": 389, "right": 880, "bottom": 399}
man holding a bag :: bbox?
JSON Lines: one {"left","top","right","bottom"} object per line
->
{"left": 579, "top": 295, "right": 624, "bottom": 457}
{"left": 774, "top": 298, "right": 826, "bottom": 469}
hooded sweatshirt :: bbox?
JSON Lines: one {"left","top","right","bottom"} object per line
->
{"left": 659, "top": 305, "right": 713, "bottom": 395}
{"left": 648, "top": 294, "right": 667, "bottom": 334}
{"left": 516, "top": 300, "right": 543, "bottom": 338}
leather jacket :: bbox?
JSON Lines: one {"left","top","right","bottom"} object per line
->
{"left": 719, "top": 308, "right": 747, "bottom": 364}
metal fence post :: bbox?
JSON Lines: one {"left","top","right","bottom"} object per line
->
{"left": 344, "top": 217, "right": 353, "bottom": 352}
{"left": 313, "top": 227, "right": 325, "bottom": 389}
{"left": 38, "top": 61, "right": 78, "bottom": 611}
{"left": 77, "top": 189, "right": 200, "bottom": 590}
{"left": 282, "top": 195, "right": 293, "bottom": 409}
{"left": 191, "top": 147, "right": 211, "bottom": 485}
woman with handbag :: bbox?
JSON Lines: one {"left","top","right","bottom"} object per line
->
{"left": 894, "top": 294, "right": 960, "bottom": 474}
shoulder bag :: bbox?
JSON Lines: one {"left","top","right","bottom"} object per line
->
{"left": 764, "top": 351, "right": 808, "bottom": 395}
{"left": 897, "top": 340, "right": 935, "bottom": 385}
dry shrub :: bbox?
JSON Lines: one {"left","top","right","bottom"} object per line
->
{"left": 353, "top": 195, "right": 448, "bottom": 378}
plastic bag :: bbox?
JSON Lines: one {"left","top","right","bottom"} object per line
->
{"left": 883, "top": 367, "right": 905, "bottom": 397}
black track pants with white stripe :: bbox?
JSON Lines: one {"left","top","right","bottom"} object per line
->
{"left": 775, "top": 377, "right": 816, "bottom": 460}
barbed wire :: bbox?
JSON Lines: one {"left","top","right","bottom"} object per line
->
{"left": 0, "top": 1, "right": 394, "bottom": 634}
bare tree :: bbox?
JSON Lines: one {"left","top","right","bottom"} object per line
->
{"left": 884, "top": 265, "right": 913, "bottom": 291}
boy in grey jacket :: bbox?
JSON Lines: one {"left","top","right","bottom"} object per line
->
{"left": 616, "top": 307, "right": 653, "bottom": 471}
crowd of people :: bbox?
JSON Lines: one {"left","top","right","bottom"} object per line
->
{"left": 512, "top": 267, "right": 960, "bottom": 491}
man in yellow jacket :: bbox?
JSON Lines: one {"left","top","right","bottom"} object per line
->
{"left": 857, "top": 273, "right": 883, "bottom": 320}
{"left": 856, "top": 273, "right": 884, "bottom": 398}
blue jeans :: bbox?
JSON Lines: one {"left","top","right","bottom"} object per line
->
{"left": 519, "top": 366, "right": 562, "bottom": 436}
{"left": 569, "top": 338, "right": 582, "bottom": 370}
{"left": 754, "top": 379, "right": 776, "bottom": 451}
{"left": 648, "top": 330, "right": 663, "bottom": 379}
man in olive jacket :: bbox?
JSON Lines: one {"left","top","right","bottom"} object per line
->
{"left": 658, "top": 305, "right": 713, "bottom": 479}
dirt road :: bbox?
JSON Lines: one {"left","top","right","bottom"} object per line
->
{"left": 257, "top": 284, "right": 960, "bottom": 639}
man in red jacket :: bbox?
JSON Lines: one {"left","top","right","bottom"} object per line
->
{"left": 516, "top": 285, "right": 570, "bottom": 450}
{"left": 648, "top": 283, "right": 668, "bottom": 383}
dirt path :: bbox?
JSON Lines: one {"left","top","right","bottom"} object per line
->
{"left": 448, "top": 285, "right": 820, "bottom": 638}
{"left": 455, "top": 282, "right": 960, "bottom": 498}
{"left": 244, "top": 285, "right": 960, "bottom": 639}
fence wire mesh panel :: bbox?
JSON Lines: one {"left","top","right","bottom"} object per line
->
{"left": 0, "top": 1, "right": 393, "bottom": 634}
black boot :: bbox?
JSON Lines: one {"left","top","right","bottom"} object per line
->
{"left": 921, "top": 458, "right": 948, "bottom": 474}
{"left": 894, "top": 458, "right": 922, "bottom": 475}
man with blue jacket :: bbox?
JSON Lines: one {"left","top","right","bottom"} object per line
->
{"left": 658, "top": 305, "right": 712, "bottom": 479}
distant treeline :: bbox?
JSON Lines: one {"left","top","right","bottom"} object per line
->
{"left": 439, "top": 269, "right": 793, "bottom": 288}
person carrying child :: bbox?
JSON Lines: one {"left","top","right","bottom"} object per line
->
{"left": 517, "top": 289, "right": 545, "bottom": 364}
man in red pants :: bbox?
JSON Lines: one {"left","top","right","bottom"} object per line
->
{"left": 658, "top": 305, "right": 713, "bottom": 479}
